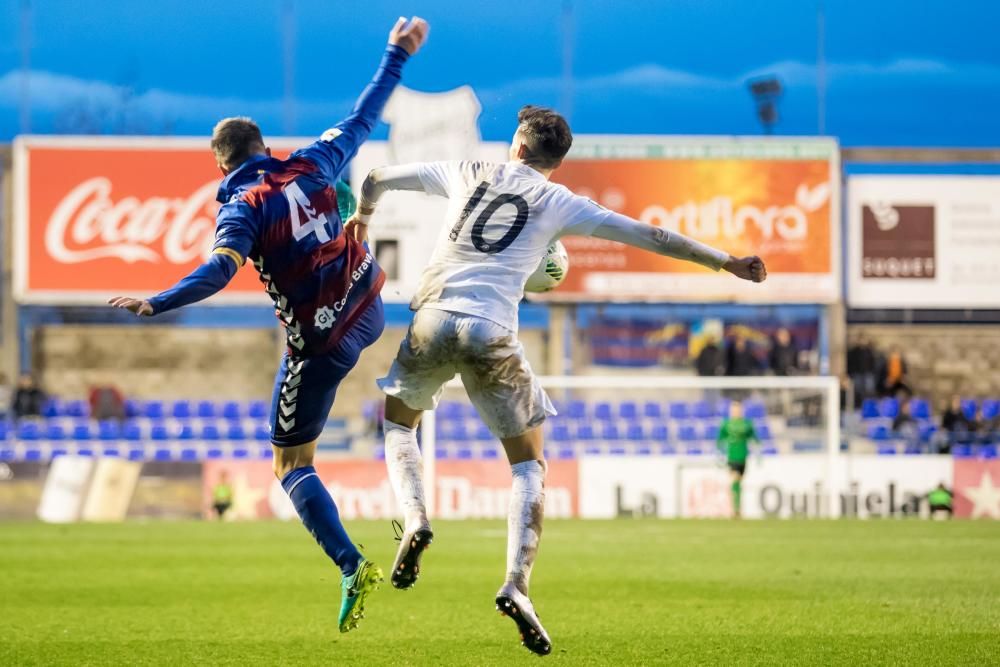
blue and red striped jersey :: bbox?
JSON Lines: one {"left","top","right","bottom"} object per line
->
{"left": 149, "top": 45, "right": 408, "bottom": 356}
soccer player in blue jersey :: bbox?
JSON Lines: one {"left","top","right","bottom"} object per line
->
{"left": 108, "top": 16, "right": 429, "bottom": 634}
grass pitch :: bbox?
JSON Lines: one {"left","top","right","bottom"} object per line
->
{"left": 1, "top": 520, "right": 997, "bottom": 665}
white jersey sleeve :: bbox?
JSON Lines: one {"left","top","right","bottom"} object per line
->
{"left": 415, "top": 161, "right": 493, "bottom": 198}
{"left": 551, "top": 189, "right": 616, "bottom": 238}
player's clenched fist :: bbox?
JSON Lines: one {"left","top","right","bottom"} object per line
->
{"left": 389, "top": 16, "right": 429, "bottom": 56}
{"left": 108, "top": 296, "right": 153, "bottom": 316}
{"left": 723, "top": 256, "right": 767, "bottom": 283}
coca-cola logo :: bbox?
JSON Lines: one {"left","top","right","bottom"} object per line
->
{"left": 45, "top": 177, "right": 220, "bottom": 264}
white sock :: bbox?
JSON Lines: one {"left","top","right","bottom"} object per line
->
{"left": 384, "top": 419, "right": 428, "bottom": 532}
{"left": 506, "top": 459, "right": 546, "bottom": 596}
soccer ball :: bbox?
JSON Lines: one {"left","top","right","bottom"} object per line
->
{"left": 524, "top": 241, "right": 570, "bottom": 293}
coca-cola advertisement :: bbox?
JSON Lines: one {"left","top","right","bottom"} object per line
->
{"left": 13, "top": 137, "right": 308, "bottom": 304}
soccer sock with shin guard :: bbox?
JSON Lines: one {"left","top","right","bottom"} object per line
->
{"left": 506, "top": 460, "right": 546, "bottom": 596}
{"left": 383, "top": 419, "right": 428, "bottom": 531}
{"left": 281, "top": 466, "right": 362, "bottom": 577}
{"left": 732, "top": 479, "right": 742, "bottom": 514}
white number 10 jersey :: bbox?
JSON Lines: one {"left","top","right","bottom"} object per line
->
{"left": 410, "top": 160, "right": 612, "bottom": 331}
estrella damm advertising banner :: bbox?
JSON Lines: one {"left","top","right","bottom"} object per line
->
{"left": 13, "top": 136, "right": 312, "bottom": 304}
{"left": 544, "top": 136, "right": 841, "bottom": 304}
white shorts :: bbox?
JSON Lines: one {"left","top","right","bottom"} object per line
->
{"left": 377, "top": 308, "right": 556, "bottom": 439}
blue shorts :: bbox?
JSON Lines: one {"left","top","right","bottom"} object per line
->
{"left": 269, "top": 298, "right": 385, "bottom": 447}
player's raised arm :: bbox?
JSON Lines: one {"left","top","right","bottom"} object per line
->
{"left": 584, "top": 210, "right": 767, "bottom": 283}
{"left": 297, "top": 17, "right": 429, "bottom": 185}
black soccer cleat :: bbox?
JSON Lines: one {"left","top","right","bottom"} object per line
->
{"left": 390, "top": 520, "right": 434, "bottom": 590}
{"left": 495, "top": 584, "right": 552, "bottom": 656}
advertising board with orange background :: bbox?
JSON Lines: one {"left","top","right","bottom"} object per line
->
{"left": 13, "top": 136, "right": 312, "bottom": 304}
{"left": 546, "top": 136, "right": 840, "bottom": 303}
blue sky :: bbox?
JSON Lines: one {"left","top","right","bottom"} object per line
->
{"left": 0, "top": 0, "right": 998, "bottom": 146}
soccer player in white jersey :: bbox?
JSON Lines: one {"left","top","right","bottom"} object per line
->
{"left": 345, "top": 106, "right": 767, "bottom": 655}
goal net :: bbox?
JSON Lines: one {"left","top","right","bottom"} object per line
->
{"left": 417, "top": 375, "right": 842, "bottom": 520}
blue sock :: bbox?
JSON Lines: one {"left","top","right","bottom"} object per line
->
{"left": 281, "top": 466, "right": 362, "bottom": 577}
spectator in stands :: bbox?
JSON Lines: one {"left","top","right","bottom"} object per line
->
{"left": 972, "top": 406, "right": 998, "bottom": 443}
{"left": 768, "top": 327, "right": 798, "bottom": 376}
{"left": 878, "top": 347, "right": 910, "bottom": 398}
{"left": 892, "top": 400, "right": 919, "bottom": 445}
{"left": 927, "top": 483, "right": 953, "bottom": 519}
{"left": 725, "top": 335, "right": 758, "bottom": 376}
{"left": 695, "top": 336, "right": 725, "bottom": 377}
{"left": 89, "top": 384, "right": 126, "bottom": 422}
{"left": 0, "top": 373, "right": 10, "bottom": 420}
{"left": 941, "top": 395, "right": 973, "bottom": 434}
{"left": 847, "top": 336, "right": 877, "bottom": 405}
{"left": 11, "top": 373, "right": 45, "bottom": 420}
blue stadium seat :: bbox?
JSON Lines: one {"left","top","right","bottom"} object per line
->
{"left": 918, "top": 422, "right": 937, "bottom": 442}
{"left": 72, "top": 423, "right": 92, "bottom": 440}
{"left": 151, "top": 424, "right": 170, "bottom": 441}
{"left": 98, "top": 420, "right": 120, "bottom": 441}
{"left": 867, "top": 424, "right": 890, "bottom": 441}
{"left": 861, "top": 399, "right": 879, "bottom": 419}
{"left": 981, "top": 445, "right": 998, "bottom": 459}
{"left": 206, "top": 448, "right": 224, "bottom": 459}
{"left": 584, "top": 445, "right": 602, "bottom": 456}
{"left": 744, "top": 402, "right": 766, "bottom": 419}
{"left": 609, "top": 446, "right": 627, "bottom": 456}
{"left": 693, "top": 401, "right": 713, "bottom": 419}
{"left": 619, "top": 402, "right": 638, "bottom": 420}
{"left": 0, "top": 448, "right": 16, "bottom": 460}
{"left": 437, "top": 401, "right": 462, "bottom": 420}
{"left": 903, "top": 445, "right": 923, "bottom": 455}
{"left": 177, "top": 424, "right": 194, "bottom": 440}
{"left": 756, "top": 422, "right": 772, "bottom": 441}
{"left": 714, "top": 400, "right": 731, "bottom": 418}
{"left": 102, "top": 447, "right": 120, "bottom": 458}
{"left": 643, "top": 402, "right": 662, "bottom": 419}
{"left": 910, "top": 398, "right": 931, "bottom": 420}
{"left": 678, "top": 423, "right": 699, "bottom": 442}
{"left": 128, "top": 449, "right": 145, "bottom": 461}
{"left": 172, "top": 401, "right": 192, "bottom": 419}
{"left": 456, "top": 448, "right": 473, "bottom": 460}
{"left": 42, "top": 399, "right": 60, "bottom": 418}
{"left": 482, "top": 448, "right": 500, "bottom": 460}
{"left": 248, "top": 401, "right": 268, "bottom": 419}
{"left": 669, "top": 402, "right": 690, "bottom": 420}
{"left": 551, "top": 424, "right": 572, "bottom": 442}
{"left": 201, "top": 425, "right": 221, "bottom": 441}
{"left": 576, "top": 424, "right": 596, "bottom": 441}
{"left": 123, "top": 421, "right": 142, "bottom": 442}
{"left": 659, "top": 444, "right": 677, "bottom": 455}
{"left": 635, "top": 445, "right": 652, "bottom": 455}
{"left": 256, "top": 447, "right": 271, "bottom": 459}
{"left": 144, "top": 401, "right": 165, "bottom": 419}
{"left": 952, "top": 444, "right": 974, "bottom": 458}
{"left": 76, "top": 447, "right": 94, "bottom": 457}
{"left": 221, "top": 401, "right": 242, "bottom": 421}
{"left": 877, "top": 444, "right": 897, "bottom": 455}
{"left": 51, "top": 447, "right": 68, "bottom": 459}
{"left": 474, "top": 423, "right": 493, "bottom": 441}
{"left": 124, "top": 399, "right": 142, "bottom": 418}
{"left": 878, "top": 398, "right": 899, "bottom": 419}
{"left": 0, "top": 423, "right": 7, "bottom": 441}
{"left": 44, "top": 423, "right": 66, "bottom": 441}
{"left": 602, "top": 424, "right": 621, "bottom": 441}
{"left": 961, "top": 399, "right": 977, "bottom": 421}
{"left": 650, "top": 424, "right": 669, "bottom": 441}
{"left": 761, "top": 446, "right": 779, "bottom": 456}
{"left": 226, "top": 424, "right": 247, "bottom": 441}
{"left": 253, "top": 425, "right": 271, "bottom": 441}
{"left": 557, "top": 448, "right": 575, "bottom": 460}
{"left": 594, "top": 403, "right": 614, "bottom": 421}
{"left": 65, "top": 400, "right": 88, "bottom": 418}
{"left": 24, "top": 448, "right": 42, "bottom": 462}
{"left": 685, "top": 446, "right": 703, "bottom": 455}
{"left": 983, "top": 400, "right": 1000, "bottom": 420}
{"left": 567, "top": 400, "right": 587, "bottom": 419}
{"left": 704, "top": 423, "right": 720, "bottom": 441}
{"left": 435, "top": 448, "right": 449, "bottom": 460}
{"left": 626, "top": 423, "right": 646, "bottom": 441}
{"left": 180, "top": 448, "right": 198, "bottom": 462}
{"left": 196, "top": 401, "right": 216, "bottom": 418}
{"left": 233, "top": 448, "right": 250, "bottom": 459}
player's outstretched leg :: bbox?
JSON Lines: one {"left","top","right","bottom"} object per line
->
{"left": 496, "top": 452, "right": 551, "bottom": 656}
{"left": 276, "top": 444, "right": 383, "bottom": 633}
{"left": 383, "top": 401, "right": 433, "bottom": 589}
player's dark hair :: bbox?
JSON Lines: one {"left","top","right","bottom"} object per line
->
{"left": 516, "top": 105, "right": 572, "bottom": 169}
{"left": 210, "top": 117, "right": 266, "bottom": 171}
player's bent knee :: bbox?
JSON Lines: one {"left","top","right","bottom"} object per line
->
{"left": 385, "top": 395, "right": 423, "bottom": 429}
{"left": 271, "top": 441, "right": 317, "bottom": 479}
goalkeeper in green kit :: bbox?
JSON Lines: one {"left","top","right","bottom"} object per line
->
{"left": 717, "top": 401, "right": 760, "bottom": 518}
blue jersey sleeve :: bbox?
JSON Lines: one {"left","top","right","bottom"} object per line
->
{"left": 147, "top": 200, "right": 256, "bottom": 314}
{"left": 292, "top": 44, "right": 409, "bottom": 184}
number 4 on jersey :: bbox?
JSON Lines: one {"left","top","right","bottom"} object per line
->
{"left": 285, "top": 181, "right": 331, "bottom": 243}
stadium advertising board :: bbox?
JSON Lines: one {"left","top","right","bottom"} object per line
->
{"left": 547, "top": 137, "right": 841, "bottom": 304}
{"left": 579, "top": 455, "right": 953, "bottom": 519}
{"left": 200, "top": 459, "right": 578, "bottom": 520}
{"left": 13, "top": 136, "right": 313, "bottom": 304}
{"left": 847, "top": 175, "right": 1000, "bottom": 308}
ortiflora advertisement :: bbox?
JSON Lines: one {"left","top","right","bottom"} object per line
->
{"left": 847, "top": 175, "right": 1000, "bottom": 308}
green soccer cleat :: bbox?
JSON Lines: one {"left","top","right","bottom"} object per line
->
{"left": 338, "top": 558, "right": 384, "bottom": 633}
